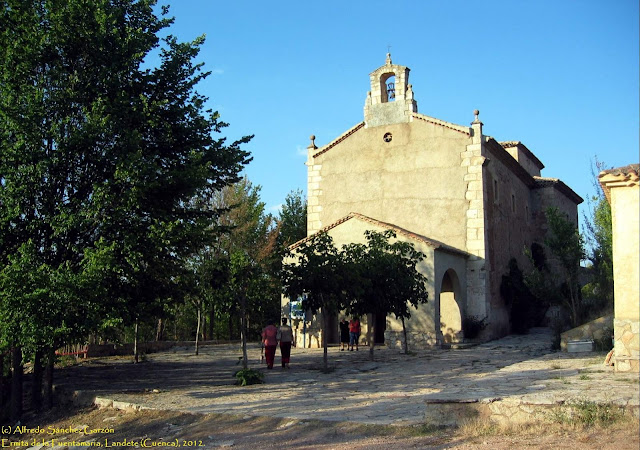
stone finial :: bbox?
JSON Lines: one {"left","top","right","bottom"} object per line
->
{"left": 471, "top": 109, "right": 483, "bottom": 144}
{"left": 386, "top": 52, "right": 392, "bottom": 65}
{"left": 308, "top": 134, "right": 317, "bottom": 149}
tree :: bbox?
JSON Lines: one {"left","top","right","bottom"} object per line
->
{"left": 0, "top": 0, "right": 250, "bottom": 417}
{"left": 545, "top": 207, "right": 586, "bottom": 327}
{"left": 501, "top": 258, "right": 537, "bottom": 334}
{"left": 344, "top": 231, "right": 428, "bottom": 358}
{"left": 582, "top": 158, "right": 613, "bottom": 315}
{"left": 276, "top": 189, "right": 307, "bottom": 248}
{"left": 281, "top": 232, "right": 348, "bottom": 370}
{"left": 205, "top": 179, "right": 279, "bottom": 341}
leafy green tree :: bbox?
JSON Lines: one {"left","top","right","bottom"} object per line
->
{"left": 0, "top": 0, "right": 250, "bottom": 417}
{"left": 501, "top": 258, "right": 537, "bottom": 334}
{"left": 344, "top": 231, "right": 428, "bottom": 358}
{"left": 277, "top": 189, "right": 307, "bottom": 248}
{"left": 582, "top": 158, "right": 613, "bottom": 315}
{"left": 204, "top": 178, "right": 279, "bottom": 341}
{"left": 545, "top": 207, "right": 586, "bottom": 327}
{"left": 282, "top": 232, "right": 349, "bottom": 370}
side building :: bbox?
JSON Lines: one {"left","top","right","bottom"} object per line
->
{"left": 283, "top": 54, "right": 582, "bottom": 348}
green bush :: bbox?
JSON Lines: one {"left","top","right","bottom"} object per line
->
{"left": 462, "top": 316, "right": 487, "bottom": 340}
{"left": 234, "top": 368, "right": 264, "bottom": 386}
{"left": 594, "top": 327, "right": 613, "bottom": 351}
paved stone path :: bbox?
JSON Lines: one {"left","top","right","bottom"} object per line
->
{"left": 56, "top": 328, "right": 639, "bottom": 426}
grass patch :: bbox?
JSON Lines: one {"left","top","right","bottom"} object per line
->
{"left": 579, "top": 374, "right": 591, "bottom": 380}
{"left": 550, "top": 400, "right": 624, "bottom": 427}
{"left": 615, "top": 377, "right": 639, "bottom": 384}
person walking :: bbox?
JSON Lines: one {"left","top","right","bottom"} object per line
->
{"left": 349, "top": 317, "right": 361, "bottom": 351}
{"left": 339, "top": 318, "right": 349, "bottom": 351}
{"left": 277, "top": 318, "right": 294, "bottom": 368}
{"left": 261, "top": 321, "right": 278, "bottom": 369}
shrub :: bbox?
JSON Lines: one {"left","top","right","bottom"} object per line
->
{"left": 594, "top": 327, "right": 613, "bottom": 351}
{"left": 234, "top": 368, "right": 264, "bottom": 386}
{"left": 462, "top": 316, "right": 487, "bottom": 340}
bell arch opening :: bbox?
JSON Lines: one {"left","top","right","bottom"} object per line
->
{"left": 380, "top": 73, "right": 396, "bottom": 103}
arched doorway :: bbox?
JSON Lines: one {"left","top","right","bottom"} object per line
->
{"left": 439, "top": 269, "right": 462, "bottom": 344}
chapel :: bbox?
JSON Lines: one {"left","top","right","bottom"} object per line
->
{"left": 284, "top": 54, "right": 583, "bottom": 348}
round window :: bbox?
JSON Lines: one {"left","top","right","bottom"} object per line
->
{"left": 383, "top": 132, "right": 392, "bottom": 142}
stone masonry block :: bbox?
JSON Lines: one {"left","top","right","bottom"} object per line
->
{"left": 468, "top": 165, "right": 482, "bottom": 174}
{"left": 467, "top": 218, "right": 484, "bottom": 228}
{"left": 465, "top": 190, "right": 477, "bottom": 200}
{"left": 464, "top": 174, "right": 477, "bottom": 181}
{"left": 467, "top": 180, "right": 481, "bottom": 191}
{"left": 467, "top": 239, "right": 485, "bottom": 251}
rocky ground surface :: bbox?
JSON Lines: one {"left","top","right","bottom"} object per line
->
{"left": 4, "top": 328, "right": 639, "bottom": 448}
{"left": 6, "top": 400, "right": 640, "bottom": 449}
{"left": 51, "top": 328, "right": 638, "bottom": 425}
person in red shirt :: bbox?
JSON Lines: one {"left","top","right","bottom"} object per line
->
{"left": 348, "top": 317, "right": 361, "bottom": 351}
{"left": 261, "top": 321, "right": 278, "bottom": 369}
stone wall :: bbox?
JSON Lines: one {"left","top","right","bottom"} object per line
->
{"left": 560, "top": 315, "right": 613, "bottom": 351}
{"left": 614, "top": 318, "right": 640, "bottom": 372}
{"left": 385, "top": 330, "right": 438, "bottom": 350}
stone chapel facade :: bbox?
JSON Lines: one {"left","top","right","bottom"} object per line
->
{"left": 284, "top": 55, "right": 582, "bottom": 348}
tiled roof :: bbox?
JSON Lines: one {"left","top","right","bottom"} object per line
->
{"left": 498, "top": 141, "right": 544, "bottom": 170}
{"left": 599, "top": 164, "right": 640, "bottom": 178}
{"left": 410, "top": 113, "right": 471, "bottom": 136}
{"left": 312, "top": 122, "right": 365, "bottom": 159}
{"left": 598, "top": 164, "right": 640, "bottom": 203}
{"left": 533, "top": 176, "right": 584, "bottom": 204}
{"left": 289, "top": 212, "right": 469, "bottom": 257}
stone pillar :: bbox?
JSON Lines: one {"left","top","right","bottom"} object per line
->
{"left": 463, "top": 110, "right": 489, "bottom": 323}
{"left": 306, "top": 135, "right": 321, "bottom": 236}
{"left": 599, "top": 166, "right": 640, "bottom": 372}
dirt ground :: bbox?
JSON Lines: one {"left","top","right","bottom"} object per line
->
{"left": 3, "top": 405, "right": 639, "bottom": 449}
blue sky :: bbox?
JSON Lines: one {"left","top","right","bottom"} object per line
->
{"left": 159, "top": 0, "right": 638, "bottom": 223}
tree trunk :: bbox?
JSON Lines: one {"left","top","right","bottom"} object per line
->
{"left": 10, "top": 346, "right": 23, "bottom": 421}
{"left": 31, "top": 348, "right": 43, "bottom": 411}
{"left": 0, "top": 353, "right": 5, "bottom": 421}
{"left": 401, "top": 316, "right": 409, "bottom": 354}
{"left": 133, "top": 319, "right": 139, "bottom": 363}
{"left": 240, "top": 293, "right": 248, "bottom": 370}
{"left": 195, "top": 306, "right": 201, "bottom": 356}
{"left": 367, "top": 313, "right": 375, "bottom": 361}
{"left": 43, "top": 347, "right": 55, "bottom": 410}
{"left": 228, "top": 314, "right": 234, "bottom": 341}
{"left": 156, "top": 318, "right": 164, "bottom": 341}
{"left": 208, "top": 305, "right": 215, "bottom": 341}
{"left": 322, "top": 312, "right": 329, "bottom": 370}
